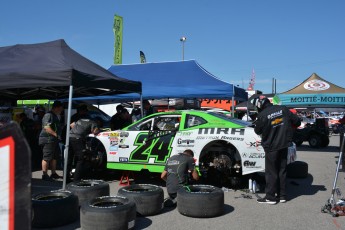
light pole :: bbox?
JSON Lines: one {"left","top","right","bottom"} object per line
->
{"left": 180, "top": 36, "right": 186, "bottom": 61}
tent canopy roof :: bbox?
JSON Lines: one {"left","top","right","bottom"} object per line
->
{"left": 107, "top": 60, "right": 247, "bottom": 101}
{"left": 77, "top": 60, "right": 247, "bottom": 104}
{"left": 273, "top": 73, "right": 345, "bottom": 108}
{"left": 0, "top": 39, "right": 141, "bottom": 100}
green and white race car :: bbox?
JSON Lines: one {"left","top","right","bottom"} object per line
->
{"left": 88, "top": 110, "right": 264, "bottom": 185}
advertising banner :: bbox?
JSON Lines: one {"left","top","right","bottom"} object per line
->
{"left": 113, "top": 15, "right": 123, "bottom": 64}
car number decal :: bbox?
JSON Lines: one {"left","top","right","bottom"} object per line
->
{"left": 130, "top": 132, "right": 174, "bottom": 163}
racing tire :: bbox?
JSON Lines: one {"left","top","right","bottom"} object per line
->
{"left": 320, "top": 135, "right": 330, "bottom": 148}
{"left": 80, "top": 196, "right": 136, "bottom": 230}
{"left": 287, "top": 161, "right": 308, "bottom": 178}
{"left": 117, "top": 184, "right": 164, "bottom": 216}
{"left": 32, "top": 190, "right": 79, "bottom": 228}
{"left": 308, "top": 135, "right": 321, "bottom": 148}
{"left": 66, "top": 179, "right": 110, "bottom": 206}
{"left": 177, "top": 184, "right": 224, "bottom": 218}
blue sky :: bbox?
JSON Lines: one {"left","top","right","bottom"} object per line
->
{"left": 1, "top": 0, "right": 344, "bottom": 94}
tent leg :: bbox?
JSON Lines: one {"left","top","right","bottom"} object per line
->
{"left": 62, "top": 85, "right": 73, "bottom": 190}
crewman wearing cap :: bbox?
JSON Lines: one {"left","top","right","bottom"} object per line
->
{"left": 251, "top": 96, "right": 300, "bottom": 204}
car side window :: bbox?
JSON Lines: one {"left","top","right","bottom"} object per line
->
{"left": 153, "top": 116, "right": 181, "bottom": 131}
{"left": 127, "top": 119, "right": 153, "bottom": 131}
{"left": 186, "top": 115, "right": 207, "bottom": 128}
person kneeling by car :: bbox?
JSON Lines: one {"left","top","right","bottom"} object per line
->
{"left": 68, "top": 117, "right": 100, "bottom": 182}
{"left": 161, "top": 149, "right": 199, "bottom": 207}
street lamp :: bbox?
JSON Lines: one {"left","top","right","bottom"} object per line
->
{"left": 180, "top": 36, "right": 187, "bottom": 61}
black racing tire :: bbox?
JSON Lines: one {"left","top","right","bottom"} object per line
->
{"left": 308, "top": 135, "right": 321, "bottom": 148}
{"left": 177, "top": 184, "right": 224, "bottom": 218}
{"left": 80, "top": 196, "right": 136, "bottom": 230}
{"left": 66, "top": 179, "right": 110, "bottom": 206}
{"left": 32, "top": 190, "right": 79, "bottom": 228}
{"left": 287, "top": 161, "right": 308, "bottom": 178}
{"left": 118, "top": 184, "right": 164, "bottom": 216}
{"left": 320, "top": 135, "right": 330, "bottom": 148}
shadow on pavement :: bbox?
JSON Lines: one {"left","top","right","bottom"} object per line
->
{"left": 287, "top": 174, "right": 327, "bottom": 201}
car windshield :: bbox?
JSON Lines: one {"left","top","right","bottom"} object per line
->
{"left": 208, "top": 112, "right": 252, "bottom": 127}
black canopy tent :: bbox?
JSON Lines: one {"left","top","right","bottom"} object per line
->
{"left": 0, "top": 39, "right": 142, "bottom": 189}
{"left": 0, "top": 39, "right": 141, "bottom": 99}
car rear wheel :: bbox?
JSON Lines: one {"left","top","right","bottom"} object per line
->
{"left": 320, "top": 135, "right": 330, "bottom": 148}
{"left": 308, "top": 134, "right": 321, "bottom": 148}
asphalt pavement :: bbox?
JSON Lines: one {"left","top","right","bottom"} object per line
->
{"left": 32, "top": 134, "right": 345, "bottom": 230}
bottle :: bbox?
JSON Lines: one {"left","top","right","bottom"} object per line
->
{"left": 248, "top": 178, "right": 253, "bottom": 192}
{"left": 252, "top": 180, "right": 257, "bottom": 194}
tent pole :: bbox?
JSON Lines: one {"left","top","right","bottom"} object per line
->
{"left": 140, "top": 94, "right": 143, "bottom": 118}
{"left": 232, "top": 84, "right": 235, "bottom": 117}
{"left": 62, "top": 85, "right": 73, "bottom": 190}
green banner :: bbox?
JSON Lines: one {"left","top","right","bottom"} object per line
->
{"left": 140, "top": 51, "right": 146, "bottom": 63}
{"left": 113, "top": 15, "right": 123, "bottom": 64}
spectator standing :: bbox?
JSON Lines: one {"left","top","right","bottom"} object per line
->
{"left": 110, "top": 105, "right": 131, "bottom": 130}
{"left": 71, "top": 104, "right": 89, "bottom": 123}
{"left": 68, "top": 118, "right": 100, "bottom": 181}
{"left": 38, "top": 101, "right": 64, "bottom": 181}
{"left": 143, "top": 100, "right": 154, "bottom": 117}
{"left": 161, "top": 149, "right": 199, "bottom": 206}
{"left": 110, "top": 104, "right": 125, "bottom": 131}
{"left": 251, "top": 96, "right": 300, "bottom": 204}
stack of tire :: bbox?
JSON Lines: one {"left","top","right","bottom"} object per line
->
{"left": 177, "top": 184, "right": 224, "bottom": 218}
{"left": 66, "top": 179, "right": 110, "bottom": 206}
{"left": 80, "top": 196, "right": 136, "bottom": 230}
{"left": 118, "top": 184, "right": 164, "bottom": 216}
{"left": 32, "top": 190, "right": 79, "bottom": 228}
{"left": 66, "top": 179, "right": 137, "bottom": 230}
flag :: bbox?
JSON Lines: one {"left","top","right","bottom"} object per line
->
{"left": 140, "top": 51, "right": 146, "bottom": 63}
{"left": 113, "top": 15, "right": 123, "bottom": 64}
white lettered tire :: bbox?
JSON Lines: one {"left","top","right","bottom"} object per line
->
{"left": 80, "top": 196, "right": 136, "bottom": 230}
{"left": 32, "top": 190, "right": 79, "bottom": 228}
{"left": 66, "top": 179, "right": 110, "bottom": 206}
{"left": 118, "top": 184, "right": 164, "bottom": 216}
{"left": 177, "top": 184, "right": 224, "bottom": 218}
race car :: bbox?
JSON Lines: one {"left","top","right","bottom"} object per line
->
{"left": 87, "top": 110, "right": 265, "bottom": 185}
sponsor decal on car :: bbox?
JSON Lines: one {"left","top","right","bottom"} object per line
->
{"left": 109, "top": 132, "right": 120, "bottom": 137}
{"left": 245, "top": 139, "right": 262, "bottom": 150}
{"left": 220, "top": 136, "right": 244, "bottom": 141}
{"left": 119, "top": 157, "right": 128, "bottom": 162}
{"left": 120, "top": 132, "right": 129, "bottom": 137}
{"left": 243, "top": 160, "right": 261, "bottom": 168}
{"left": 109, "top": 145, "right": 118, "bottom": 151}
{"left": 198, "top": 128, "right": 245, "bottom": 135}
{"left": 176, "top": 132, "right": 193, "bottom": 136}
{"left": 242, "top": 152, "right": 265, "bottom": 158}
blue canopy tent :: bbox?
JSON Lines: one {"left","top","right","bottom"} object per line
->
{"left": 73, "top": 60, "right": 247, "bottom": 103}
{"left": 273, "top": 73, "right": 345, "bottom": 108}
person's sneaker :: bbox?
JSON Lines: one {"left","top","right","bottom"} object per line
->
{"left": 164, "top": 198, "right": 177, "bottom": 207}
{"left": 42, "top": 174, "right": 53, "bottom": 181}
{"left": 50, "top": 173, "right": 62, "bottom": 180}
{"left": 279, "top": 198, "right": 287, "bottom": 203}
{"left": 257, "top": 197, "right": 277, "bottom": 205}
{"left": 276, "top": 195, "right": 287, "bottom": 203}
